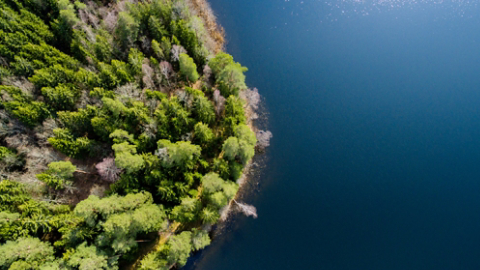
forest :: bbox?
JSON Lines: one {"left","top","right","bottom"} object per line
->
{"left": 0, "top": 0, "right": 271, "bottom": 268}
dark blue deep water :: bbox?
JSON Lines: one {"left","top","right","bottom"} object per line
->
{"left": 186, "top": 1, "right": 480, "bottom": 269}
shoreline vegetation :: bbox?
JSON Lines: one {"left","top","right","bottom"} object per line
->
{"left": 0, "top": 0, "right": 271, "bottom": 269}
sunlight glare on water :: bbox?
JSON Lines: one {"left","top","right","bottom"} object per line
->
{"left": 287, "top": 0, "right": 480, "bottom": 21}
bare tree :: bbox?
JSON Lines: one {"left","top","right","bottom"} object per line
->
{"left": 96, "top": 157, "right": 122, "bottom": 183}
{"left": 255, "top": 130, "right": 272, "bottom": 150}
{"left": 219, "top": 204, "right": 232, "bottom": 221}
{"left": 142, "top": 62, "right": 155, "bottom": 90}
{"left": 103, "top": 10, "right": 117, "bottom": 32}
{"left": 115, "top": 83, "right": 143, "bottom": 102}
{"left": 233, "top": 199, "right": 258, "bottom": 218}
{"left": 203, "top": 64, "right": 212, "bottom": 83}
{"left": 160, "top": 61, "right": 174, "bottom": 87}
{"left": 213, "top": 89, "right": 225, "bottom": 116}
{"left": 34, "top": 118, "right": 58, "bottom": 146}
{"left": 171, "top": 45, "right": 187, "bottom": 62}
{"left": 240, "top": 87, "right": 261, "bottom": 111}
{"left": 2, "top": 77, "right": 35, "bottom": 98}
{"left": 25, "top": 147, "right": 62, "bottom": 173}
{"left": 0, "top": 110, "right": 27, "bottom": 139}
{"left": 140, "top": 36, "right": 151, "bottom": 53}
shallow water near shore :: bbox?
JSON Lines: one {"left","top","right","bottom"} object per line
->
{"left": 185, "top": 0, "right": 480, "bottom": 269}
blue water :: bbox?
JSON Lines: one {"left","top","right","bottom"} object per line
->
{"left": 186, "top": 1, "right": 480, "bottom": 269}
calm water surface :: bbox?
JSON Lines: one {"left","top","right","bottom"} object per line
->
{"left": 185, "top": 0, "right": 480, "bottom": 269}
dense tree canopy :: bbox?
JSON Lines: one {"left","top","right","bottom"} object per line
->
{"left": 0, "top": 0, "right": 261, "bottom": 268}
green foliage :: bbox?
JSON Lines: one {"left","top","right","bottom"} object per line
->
{"left": 48, "top": 128, "right": 93, "bottom": 158}
{"left": 225, "top": 96, "right": 246, "bottom": 124}
{"left": 128, "top": 48, "right": 144, "bottom": 75}
{"left": 157, "top": 140, "right": 201, "bottom": 170}
{"left": 0, "top": 180, "right": 34, "bottom": 214}
{"left": 36, "top": 161, "right": 76, "bottom": 190}
{"left": 194, "top": 122, "right": 214, "bottom": 145}
{"left": 170, "top": 197, "right": 200, "bottom": 223}
{"left": 208, "top": 52, "right": 248, "bottom": 96}
{"left": 200, "top": 206, "right": 219, "bottom": 224}
{"left": 139, "top": 253, "right": 165, "bottom": 270}
{"left": 217, "top": 63, "right": 248, "bottom": 96}
{"left": 211, "top": 158, "right": 230, "bottom": 180}
{"left": 36, "top": 173, "right": 65, "bottom": 190}
{"left": 112, "top": 142, "right": 144, "bottom": 174}
{"left": 41, "top": 84, "right": 79, "bottom": 111}
{"left": 179, "top": 53, "right": 199, "bottom": 82}
{"left": 191, "top": 229, "right": 211, "bottom": 251}
{"left": 193, "top": 95, "right": 215, "bottom": 125}
{"left": 94, "top": 33, "right": 113, "bottom": 63}
{"left": 0, "top": 237, "right": 55, "bottom": 269}
{"left": 115, "top": 12, "right": 139, "bottom": 51}
{"left": 235, "top": 124, "right": 257, "bottom": 145}
{"left": 208, "top": 52, "right": 234, "bottom": 76}
{"left": 47, "top": 161, "right": 76, "bottom": 179}
{"left": 57, "top": 106, "right": 96, "bottom": 136}
{"left": 1, "top": 86, "right": 50, "bottom": 127}
{"left": 201, "top": 172, "right": 224, "bottom": 194}
{"left": 237, "top": 139, "right": 255, "bottom": 164}
{"left": 111, "top": 60, "right": 134, "bottom": 85}
{"left": 0, "top": 147, "right": 23, "bottom": 170}
{"left": 151, "top": 39, "right": 164, "bottom": 59}
{"left": 0, "top": 0, "right": 255, "bottom": 267}
{"left": 156, "top": 97, "right": 193, "bottom": 140}
{"left": 73, "top": 192, "right": 167, "bottom": 255}
{"left": 102, "top": 97, "right": 127, "bottom": 118}
{"left": 100, "top": 204, "right": 167, "bottom": 253}
{"left": 65, "top": 242, "right": 114, "bottom": 270}
{"left": 170, "top": 19, "right": 204, "bottom": 66}
{"left": 223, "top": 137, "right": 239, "bottom": 161}
{"left": 110, "top": 129, "right": 135, "bottom": 144}
{"left": 222, "top": 125, "right": 256, "bottom": 164}
{"left": 29, "top": 64, "right": 77, "bottom": 88}
{"left": 5, "top": 101, "right": 50, "bottom": 128}
{"left": 74, "top": 192, "right": 154, "bottom": 225}
{"left": 165, "top": 231, "right": 192, "bottom": 267}
{"left": 160, "top": 37, "right": 172, "bottom": 60}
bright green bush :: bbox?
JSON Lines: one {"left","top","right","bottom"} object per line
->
{"left": 179, "top": 53, "right": 199, "bottom": 82}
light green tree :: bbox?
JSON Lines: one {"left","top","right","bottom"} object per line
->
{"left": 235, "top": 124, "right": 257, "bottom": 146}
{"left": 193, "top": 95, "right": 215, "bottom": 125}
{"left": 170, "top": 197, "right": 200, "bottom": 223}
{"left": 0, "top": 237, "right": 55, "bottom": 269}
{"left": 41, "top": 84, "right": 79, "bottom": 111}
{"left": 115, "top": 12, "right": 139, "bottom": 51}
{"left": 112, "top": 142, "right": 144, "bottom": 174}
{"left": 208, "top": 52, "right": 234, "bottom": 76}
{"left": 201, "top": 172, "right": 224, "bottom": 194}
{"left": 151, "top": 39, "right": 164, "bottom": 59}
{"left": 157, "top": 140, "right": 201, "bottom": 170}
{"left": 191, "top": 229, "right": 211, "bottom": 251}
{"left": 166, "top": 231, "right": 192, "bottom": 267}
{"left": 200, "top": 206, "right": 219, "bottom": 225}
{"left": 36, "top": 161, "right": 77, "bottom": 190}
{"left": 222, "top": 137, "right": 239, "bottom": 161}
{"left": 179, "top": 53, "right": 199, "bottom": 82}
{"left": 66, "top": 242, "right": 113, "bottom": 270}
{"left": 217, "top": 63, "right": 248, "bottom": 96}
{"left": 128, "top": 48, "right": 144, "bottom": 75}
{"left": 237, "top": 139, "right": 255, "bottom": 165}
{"left": 194, "top": 122, "right": 214, "bottom": 145}
{"left": 109, "top": 129, "right": 135, "bottom": 144}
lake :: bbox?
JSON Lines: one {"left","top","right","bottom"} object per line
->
{"left": 185, "top": 0, "right": 480, "bottom": 269}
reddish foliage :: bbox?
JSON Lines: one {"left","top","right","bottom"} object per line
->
{"left": 95, "top": 157, "right": 122, "bottom": 183}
